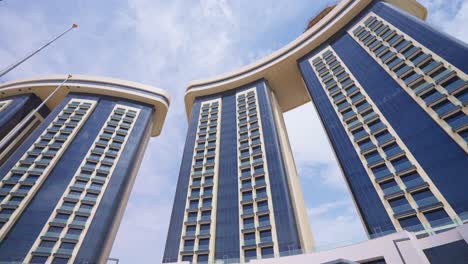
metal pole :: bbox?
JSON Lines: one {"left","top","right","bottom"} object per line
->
{"left": 0, "top": 24, "right": 77, "bottom": 79}
{"left": 0, "top": 74, "right": 72, "bottom": 152}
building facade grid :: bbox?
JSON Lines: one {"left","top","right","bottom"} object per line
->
{"left": 349, "top": 13, "right": 468, "bottom": 152}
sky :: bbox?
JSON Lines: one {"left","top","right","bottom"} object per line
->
{"left": 0, "top": 0, "right": 467, "bottom": 263}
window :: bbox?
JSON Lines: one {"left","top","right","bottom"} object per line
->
{"left": 261, "top": 247, "right": 274, "bottom": 258}
{"left": 184, "top": 239, "right": 194, "bottom": 247}
{"left": 244, "top": 249, "right": 257, "bottom": 262}
{"left": 424, "top": 209, "right": 452, "bottom": 228}
{"left": 181, "top": 255, "right": 193, "bottom": 263}
{"left": 399, "top": 215, "right": 423, "bottom": 231}
{"left": 59, "top": 242, "right": 76, "bottom": 249}
{"left": 39, "top": 240, "right": 56, "bottom": 248}
{"left": 244, "top": 232, "right": 255, "bottom": 241}
{"left": 197, "top": 254, "right": 208, "bottom": 263}
{"left": 47, "top": 226, "right": 63, "bottom": 233}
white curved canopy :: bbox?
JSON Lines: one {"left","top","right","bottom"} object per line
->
{"left": 0, "top": 74, "right": 171, "bottom": 137}
{"left": 184, "top": 0, "right": 426, "bottom": 118}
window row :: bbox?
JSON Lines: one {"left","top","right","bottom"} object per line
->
{"left": 0, "top": 100, "right": 95, "bottom": 231}
{"left": 28, "top": 106, "right": 137, "bottom": 262}
{"left": 352, "top": 15, "right": 468, "bottom": 146}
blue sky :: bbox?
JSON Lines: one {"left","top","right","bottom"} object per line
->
{"left": 1, "top": 0, "right": 467, "bottom": 262}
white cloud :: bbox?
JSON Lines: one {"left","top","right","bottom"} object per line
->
{"left": 307, "top": 200, "right": 352, "bottom": 217}
{"left": 420, "top": 0, "right": 468, "bottom": 42}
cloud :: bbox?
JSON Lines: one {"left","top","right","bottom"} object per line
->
{"left": 307, "top": 200, "right": 352, "bottom": 217}
{"left": 420, "top": 0, "right": 468, "bottom": 42}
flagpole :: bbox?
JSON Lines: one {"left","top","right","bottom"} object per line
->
{"left": 0, "top": 24, "right": 77, "bottom": 79}
{"left": 0, "top": 74, "right": 73, "bottom": 152}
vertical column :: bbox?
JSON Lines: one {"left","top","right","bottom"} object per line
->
{"left": 178, "top": 99, "right": 221, "bottom": 264}
{"left": 23, "top": 105, "right": 139, "bottom": 264}
{"left": 309, "top": 47, "right": 459, "bottom": 236}
{"left": 236, "top": 88, "right": 279, "bottom": 262}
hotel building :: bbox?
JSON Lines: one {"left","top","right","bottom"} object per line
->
{"left": 0, "top": 75, "right": 170, "bottom": 263}
{"left": 164, "top": 0, "right": 468, "bottom": 263}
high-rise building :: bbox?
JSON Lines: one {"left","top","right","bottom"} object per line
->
{"left": 164, "top": 0, "right": 468, "bottom": 262}
{"left": 298, "top": 0, "right": 468, "bottom": 238}
{"left": 163, "top": 80, "right": 314, "bottom": 263}
{"left": 0, "top": 75, "right": 170, "bottom": 263}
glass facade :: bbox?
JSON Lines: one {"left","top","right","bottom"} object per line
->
{"left": 298, "top": 1, "right": 468, "bottom": 238}
{"left": 164, "top": 80, "right": 307, "bottom": 263}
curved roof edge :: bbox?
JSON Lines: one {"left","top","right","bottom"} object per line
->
{"left": 184, "top": 0, "right": 427, "bottom": 118}
{"left": 0, "top": 74, "right": 171, "bottom": 137}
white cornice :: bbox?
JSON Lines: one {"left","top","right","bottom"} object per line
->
{"left": 0, "top": 74, "right": 171, "bottom": 137}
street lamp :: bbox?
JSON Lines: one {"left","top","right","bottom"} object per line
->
{"left": 0, "top": 24, "right": 78, "bottom": 79}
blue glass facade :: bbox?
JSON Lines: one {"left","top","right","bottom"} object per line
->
{"left": 298, "top": 1, "right": 468, "bottom": 237}
{"left": 0, "top": 94, "right": 50, "bottom": 162}
{"left": 163, "top": 79, "right": 302, "bottom": 262}
{"left": 0, "top": 93, "right": 154, "bottom": 263}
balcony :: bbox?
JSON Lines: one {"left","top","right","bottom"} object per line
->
{"left": 432, "top": 69, "right": 456, "bottom": 84}
{"left": 384, "top": 146, "right": 404, "bottom": 160}
{"left": 412, "top": 81, "right": 434, "bottom": 96}
{"left": 358, "top": 141, "right": 375, "bottom": 154}
{"left": 392, "top": 204, "right": 415, "bottom": 218}
{"left": 373, "top": 169, "right": 393, "bottom": 182}
{"left": 416, "top": 196, "right": 442, "bottom": 212}
{"left": 82, "top": 196, "right": 97, "bottom": 204}
{"left": 182, "top": 246, "right": 194, "bottom": 253}
{"left": 337, "top": 102, "right": 351, "bottom": 112}
{"left": 444, "top": 78, "right": 468, "bottom": 94}
{"left": 376, "top": 134, "right": 394, "bottom": 146}
{"left": 366, "top": 155, "right": 384, "bottom": 167}
{"left": 243, "top": 239, "right": 257, "bottom": 248}
{"left": 258, "top": 221, "right": 271, "bottom": 229}
{"left": 42, "top": 232, "right": 61, "bottom": 240}
{"left": 404, "top": 178, "right": 427, "bottom": 192}
{"left": 63, "top": 234, "right": 80, "bottom": 242}
{"left": 393, "top": 161, "right": 415, "bottom": 175}
{"left": 356, "top": 102, "right": 371, "bottom": 113}
{"left": 411, "top": 53, "right": 431, "bottom": 67}
{"left": 369, "top": 122, "right": 386, "bottom": 134}
{"left": 197, "top": 245, "right": 210, "bottom": 252}
{"left": 403, "top": 46, "right": 421, "bottom": 59}
{"left": 33, "top": 247, "right": 53, "bottom": 256}
{"left": 382, "top": 185, "right": 403, "bottom": 198}
{"left": 198, "top": 229, "right": 210, "bottom": 236}
{"left": 404, "top": 72, "right": 423, "bottom": 86}
{"left": 353, "top": 131, "right": 369, "bottom": 142}
{"left": 446, "top": 114, "right": 468, "bottom": 132}
{"left": 388, "top": 57, "right": 404, "bottom": 70}
{"left": 77, "top": 207, "right": 92, "bottom": 215}
{"left": 395, "top": 65, "right": 413, "bottom": 78}
{"left": 347, "top": 120, "right": 362, "bottom": 131}
{"left": 342, "top": 110, "right": 356, "bottom": 121}
{"left": 257, "top": 206, "right": 269, "bottom": 214}
{"left": 423, "top": 91, "right": 446, "bottom": 106}
{"left": 256, "top": 193, "right": 268, "bottom": 201}
{"left": 199, "top": 215, "right": 211, "bottom": 222}
{"left": 260, "top": 236, "right": 273, "bottom": 244}
{"left": 51, "top": 218, "right": 68, "bottom": 226}
{"left": 56, "top": 248, "right": 74, "bottom": 256}
{"left": 241, "top": 196, "right": 254, "bottom": 204}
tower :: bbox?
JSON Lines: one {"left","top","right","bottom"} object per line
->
{"left": 0, "top": 75, "right": 170, "bottom": 263}
{"left": 163, "top": 80, "right": 313, "bottom": 263}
